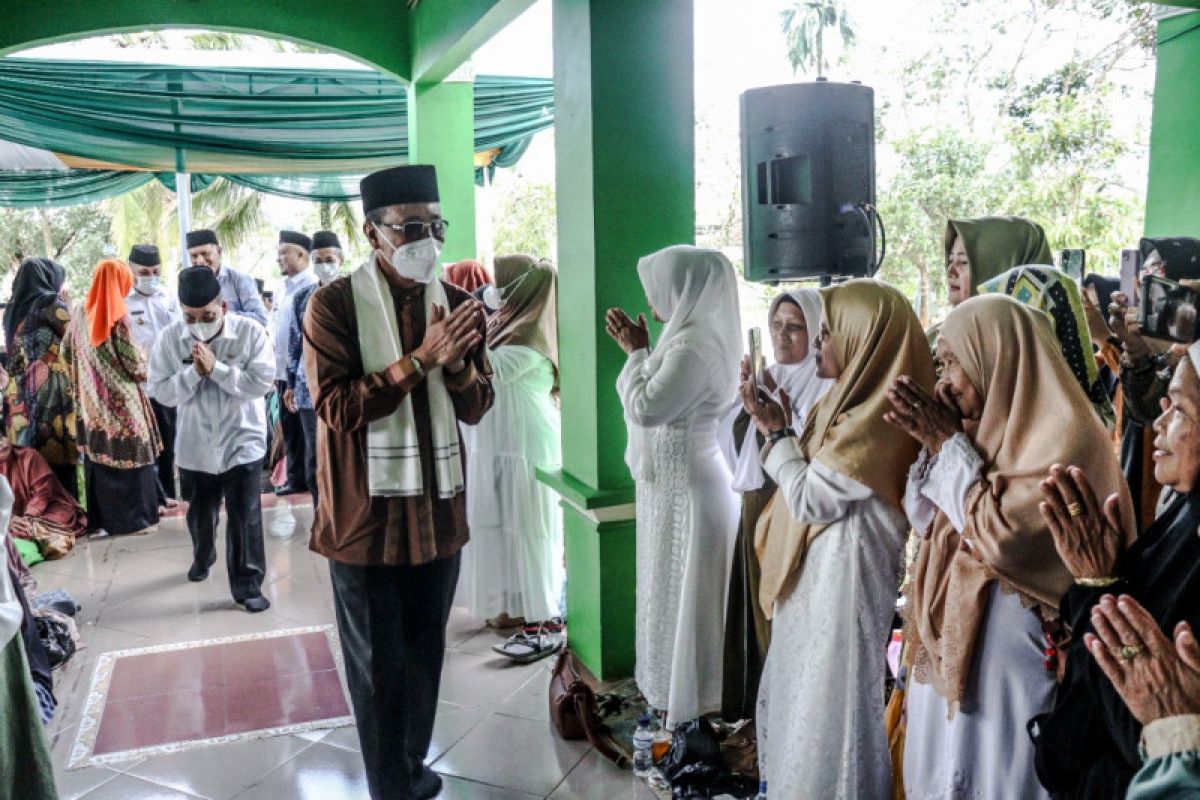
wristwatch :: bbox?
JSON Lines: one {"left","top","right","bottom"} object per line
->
{"left": 408, "top": 354, "right": 426, "bottom": 378}
{"left": 767, "top": 427, "right": 795, "bottom": 445}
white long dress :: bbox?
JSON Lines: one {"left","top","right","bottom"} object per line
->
{"left": 902, "top": 434, "right": 1055, "bottom": 800}
{"left": 618, "top": 340, "right": 738, "bottom": 727}
{"left": 758, "top": 438, "right": 907, "bottom": 800}
{"left": 458, "top": 345, "right": 564, "bottom": 621}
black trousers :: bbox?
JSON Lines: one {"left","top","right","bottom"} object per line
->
{"left": 180, "top": 459, "right": 266, "bottom": 601}
{"left": 330, "top": 553, "right": 461, "bottom": 800}
{"left": 298, "top": 408, "right": 319, "bottom": 508}
{"left": 277, "top": 380, "right": 308, "bottom": 490}
{"left": 151, "top": 399, "right": 177, "bottom": 499}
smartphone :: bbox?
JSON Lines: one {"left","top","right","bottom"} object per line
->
{"left": 1140, "top": 275, "right": 1200, "bottom": 344}
{"left": 1060, "top": 249, "right": 1085, "bottom": 284}
{"left": 1120, "top": 249, "right": 1143, "bottom": 306}
{"left": 748, "top": 328, "right": 764, "bottom": 392}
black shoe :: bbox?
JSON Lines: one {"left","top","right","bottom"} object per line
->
{"left": 187, "top": 561, "right": 211, "bottom": 582}
{"left": 274, "top": 484, "right": 307, "bottom": 496}
{"left": 412, "top": 765, "right": 442, "bottom": 800}
{"left": 240, "top": 595, "right": 271, "bottom": 613}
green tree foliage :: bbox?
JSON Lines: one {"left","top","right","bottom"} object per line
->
{"left": 781, "top": 0, "right": 856, "bottom": 76}
{"left": 492, "top": 181, "right": 556, "bottom": 262}
{"left": 0, "top": 205, "right": 114, "bottom": 301}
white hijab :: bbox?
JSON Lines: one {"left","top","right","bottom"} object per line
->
{"left": 718, "top": 288, "right": 831, "bottom": 492}
{"left": 625, "top": 245, "right": 742, "bottom": 479}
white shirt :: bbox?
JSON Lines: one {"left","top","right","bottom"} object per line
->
{"left": 271, "top": 268, "right": 318, "bottom": 381}
{"left": 903, "top": 433, "right": 985, "bottom": 536}
{"left": 146, "top": 314, "right": 275, "bottom": 475}
{"left": 125, "top": 286, "right": 183, "bottom": 358}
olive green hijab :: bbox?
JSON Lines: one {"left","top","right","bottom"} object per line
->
{"left": 944, "top": 216, "right": 1054, "bottom": 292}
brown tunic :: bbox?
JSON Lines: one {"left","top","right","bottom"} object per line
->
{"left": 304, "top": 261, "right": 493, "bottom": 567}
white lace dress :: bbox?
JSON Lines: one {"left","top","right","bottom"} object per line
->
{"left": 758, "top": 438, "right": 907, "bottom": 799}
{"left": 618, "top": 341, "right": 738, "bottom": 727}
{"left": 458, "top": 345, "right": 563, "bottom": 621}
{"left": 902, "top": 435, "right": 1054, "bottom": 800}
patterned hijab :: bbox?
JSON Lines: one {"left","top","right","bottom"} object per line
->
{"left": 5, "top": 258, "right": 65, "bottom": 348}
{"left": 978, "top": 265, "right": 1114, "bottom": 428}
{"left": 84, "top": 259, "right": 133, "bottom": 347}
{"left": 486, "top": 255, "right": 558, "bottom": 375}
{"left": 945, "top": 216, "right": 1053, "bottom": 296}
{"left": 755, "top": 279, "right": 935, "bottom": 617}
{"left": 907, "top": 295, "right": 1135, "bottom": 709}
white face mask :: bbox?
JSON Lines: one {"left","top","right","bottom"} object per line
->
{"left": 481, "top": 285, "right": 502, "bottom": 311}
{"left": 187, "top": 316, "right": 223, "bottom": 343}
{"left": 374, "top": 224, "right": 441, "bottom": 284}
{"left": 135, "top": 275, "right": 161, "bottom": 295}
{"left": 314, "top": 261, "right": 341, "bottom": 284}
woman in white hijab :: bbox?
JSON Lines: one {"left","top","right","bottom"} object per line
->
{"left": 717, "top": 289, "right": 831, "bottom": 721}
{"left": 605, "top": 245, "right": 742, "bottom": 727}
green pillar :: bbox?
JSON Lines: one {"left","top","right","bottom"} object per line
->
{"left": 1146, "top": 12, "right": 1200, "bottom": 236}
{"left": 407, "top": 77, "right": 478, "bottom": 263}
{"left": 539, "top": 0, "right": 695, "bottom": 679}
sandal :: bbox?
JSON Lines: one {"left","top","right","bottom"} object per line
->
{"left": 492, "top": 623, "right": 563, "bottom": 664}
{"left": 522, "top": 617, "right": 565, "bottom": 636}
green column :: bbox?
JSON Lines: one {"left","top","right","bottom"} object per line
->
{"left": 407, "top": 77, "right": 478, "bottom": 263}
{"left": 539, "top": 0, "right": 695, "bottom": 679}
{"left": 1146, "top": 12, "right": 1200, "bottom": 236}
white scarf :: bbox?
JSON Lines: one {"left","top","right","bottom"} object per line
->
{"left": 717, "top": 289, "right": 831, "bottom": 492}
{"left": 350, "top": 257, "right": 464, "bottom": 499}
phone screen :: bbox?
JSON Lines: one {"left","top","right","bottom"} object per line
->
{"left": 748, "top": 328, "right": 764, "bottom": 390}
{"left": 1120, "top": 249, "right": 1143, "bottom": 306}
{"left": 1140, "top": 276, "right": 1200, "bottom": 344}
{"left": 1060, "top": 249, "right": 1085, "bottom": 284}
{"left": 1084, "top": 285, "right": 1100, "bottom": 308}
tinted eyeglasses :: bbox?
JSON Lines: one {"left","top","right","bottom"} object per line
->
{"left": 378, "top": 219, "right": 450, "bottom": 242}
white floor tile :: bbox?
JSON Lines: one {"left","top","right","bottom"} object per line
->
{"left": 435, "top": 713, "right": 590, "bottom": 797}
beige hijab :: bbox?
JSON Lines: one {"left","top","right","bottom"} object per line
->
{"left": 486, "top": 255, "right": 559, "bottom": 378}
{"left": 755, "top": 280, "right": 936, "bottom": 618}
{"left": 907, "top": 294, "right": 1135, "bottom": 709}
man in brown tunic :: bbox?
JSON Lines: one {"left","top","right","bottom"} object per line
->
{"left": 304, "top": 164, "right": 492, "bottom": 800}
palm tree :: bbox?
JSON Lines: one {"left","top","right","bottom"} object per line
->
{"left": 318, "top": 201, "right": 362, "bottom": 250}
{"left": 192, "top": 178, "right": 268, "bottom": 248}
{"left": 780, "top": 0, "right": 856, "bottom": 77}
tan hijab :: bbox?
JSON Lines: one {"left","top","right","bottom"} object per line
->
{"left": 907, "top": 294, "right": 1135, "bottom": 709}
{"left": 486, "top": 255, "right": 559, "bottom": 377}
{"left": 755, "top": 280, "right": 936, "bottom": 617}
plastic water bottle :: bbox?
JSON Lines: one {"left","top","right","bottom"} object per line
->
{"left": 756, "top": 779, "right": 768, "bottom": 799}
{"left": 632, "top": 714, "right": 655, "bottom": 777}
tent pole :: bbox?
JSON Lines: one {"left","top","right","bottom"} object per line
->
{"left": 176, "top": 171, "right": 192, "bottom": 273}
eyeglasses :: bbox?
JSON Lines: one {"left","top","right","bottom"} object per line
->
{"left": 378, "top": 219, "right": 450, "bottom": 242}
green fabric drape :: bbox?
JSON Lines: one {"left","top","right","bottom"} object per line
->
{"left": 0, "top": 169, "right": 153, "bottom": 207}
{"left": 0, "top": 59, "right": 552, "bottom": 175}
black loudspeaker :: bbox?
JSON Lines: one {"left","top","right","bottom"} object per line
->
{"left": 740, "top": 80, "right": 877, "bottom": 283}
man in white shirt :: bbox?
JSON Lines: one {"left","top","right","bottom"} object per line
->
{"left": 125, "top": 244, "right": 183, "bottom": 504}
{"left": 271, "top": 231, "right": 318, "bottom": 496}
{"left": 147, "top": 266, "right": 275, "bottom": 613}
{"left": 185, "top": 229, "right": 269, "bottom": 327}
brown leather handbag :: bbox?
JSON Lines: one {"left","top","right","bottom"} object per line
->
{"left": 548, "top": 648, "right": 629, "bottom": 767}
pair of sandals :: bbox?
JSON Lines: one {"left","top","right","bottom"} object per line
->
{"left": 492, "top": 617, "right": 565, "bottom": 664}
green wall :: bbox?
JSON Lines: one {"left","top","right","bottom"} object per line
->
{"left": 409, "top": 81, "right": 478, "bottom": 263}
{"left": 1146, "top": 12, "right": 1200, "bottom": 236}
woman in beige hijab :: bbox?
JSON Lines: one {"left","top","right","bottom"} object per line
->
{"left": 742, "top": 279, "right": 935, "bottom": 799}
{"left": 458, "top": 255, "right": 563, "bottom": 637}
{"left": 885, "top": 294, "right": 1133, "bottom": 799}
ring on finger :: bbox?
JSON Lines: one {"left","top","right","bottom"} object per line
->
{"left": 1119, "top": 644, "right": 1143, "bottom": 661}
{"left": 1067, "top": 502, "right": 1084, "bottom": 518}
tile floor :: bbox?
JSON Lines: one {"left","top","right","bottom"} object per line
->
{"left": 32, "top": 495, "right": 655, "bottom": 799}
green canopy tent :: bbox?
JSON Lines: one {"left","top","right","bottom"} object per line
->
{"left": 0, "top": 58, "right": 553, "bottom": 206}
